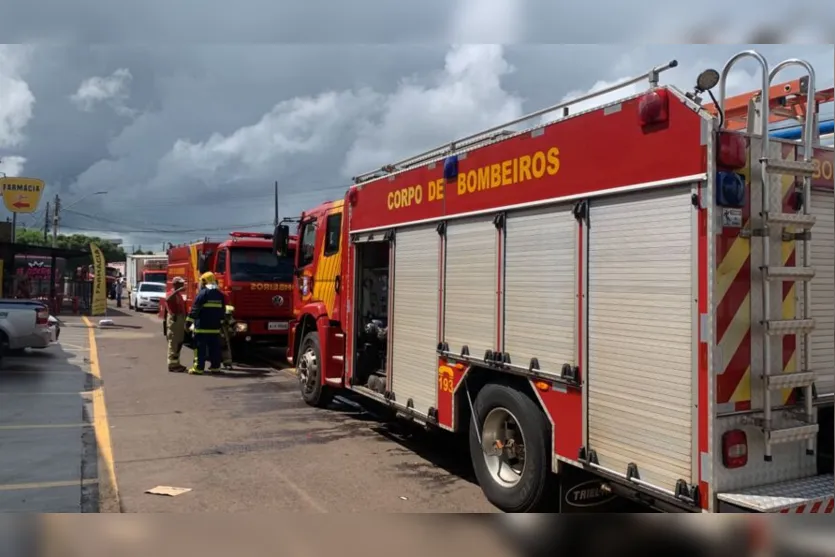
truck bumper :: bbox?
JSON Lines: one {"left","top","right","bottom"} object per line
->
{"left": 11, "top": 327, "right": 53, "bottom": 350}
{"left": 231, "top": 319, "right": 290, "bottom": 346}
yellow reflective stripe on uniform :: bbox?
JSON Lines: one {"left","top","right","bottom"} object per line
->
{"left": 194, "top": 328, "right": 221, "bottom": 333}
{"left": 185, "top": 317, "right": 194, "bottom": 322}
{"left": 204, "top": 302, "right": 223, "bottom": 308}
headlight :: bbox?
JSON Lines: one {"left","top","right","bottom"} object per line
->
{"left": 234, "top": 322, "right": 248, "bottom": 333}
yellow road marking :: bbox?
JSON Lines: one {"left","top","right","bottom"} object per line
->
{"left": 0, "top": 423, "right": 90, "bottom": 430}
{"left": 0, "top": 478, "right": 98, "bottom": 492}
{"left": 81, "top": 315, "right": 121, "bottom": 513}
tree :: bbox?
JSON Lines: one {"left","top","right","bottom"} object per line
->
{"left": 14, "top": 227, "right": 127, "bottom": 262}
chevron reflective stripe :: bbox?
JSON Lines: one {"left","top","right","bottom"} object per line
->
{"left": 716, "top": 143, "right": 753, "bottom": 409}
{"left": 778, "top": 498, "right": 834, "bottom": 513}
{"left": 716, "top": 142, "right": 799, "bottom": 409}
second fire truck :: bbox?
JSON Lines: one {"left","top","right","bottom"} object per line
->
{"left": 162, "top": 231, "right": 297, "bottom": 350}
{"left": 275, "top": 49, "right": 834, "bottom": 514}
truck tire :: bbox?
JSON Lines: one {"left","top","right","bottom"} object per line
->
{"left": 297, "top": 331, "right": 333, "bottom": 408}
{"left": 0, "top": 331, "right": 7, "bottom": 368}
{"left": 469, "top": 382, "right": 555, "bottom": 512}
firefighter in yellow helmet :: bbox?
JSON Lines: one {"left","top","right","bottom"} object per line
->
{"left": 185, "top": 271, "right": 227, "bottom": 374}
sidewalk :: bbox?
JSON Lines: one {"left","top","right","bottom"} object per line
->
{"left": 0, "top": 316, "right": 99, "bottom": 512}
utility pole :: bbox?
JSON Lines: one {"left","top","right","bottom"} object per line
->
{"left": 43, "top": 202, "right": 50, "bottom": 243}
{"left": 51, "top": 194, "right": 61, "bottom": 248}
{"left": 274, "top": 180, "right": 279, "bottom": 226}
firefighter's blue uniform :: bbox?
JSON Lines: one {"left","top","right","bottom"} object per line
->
{"left": 186, "top": 272, "right": 226, "bottom": 375}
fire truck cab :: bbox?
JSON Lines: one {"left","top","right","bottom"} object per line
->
{"left": 276, "top": 49, "right": 834, "bottom": 514}
{"left": 163, "top": 231, "right": 297, "bottom": 348}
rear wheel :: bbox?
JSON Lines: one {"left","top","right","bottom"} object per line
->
{"left": 0, "top": 332, "right": 8, "bottom": 368}
{"left": 297, "top": 332, "right": 333, "bottom": 408}
{"left": 469, "top": 382, "right": 556, "bottom": 512}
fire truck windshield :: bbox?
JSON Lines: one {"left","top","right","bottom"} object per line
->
{"left": 144, "top": 271, "right": 167, "bottom": 283}
{"left": 229, "top": 247, "right": 294, "bottom": 283}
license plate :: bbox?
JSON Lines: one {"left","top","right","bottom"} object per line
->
{"left": 267, "top": 322, "right": 288, "bottom": 331}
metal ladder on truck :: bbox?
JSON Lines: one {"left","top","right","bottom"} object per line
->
{"left": 718, "top": 51, "right": 821, "bottom": 461}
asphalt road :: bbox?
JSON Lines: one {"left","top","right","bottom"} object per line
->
{"left": 95, "top": 304, "right": 497, "bottom": 512}
{"left": 0, "top": 318, "right": 98, "bottom": 512}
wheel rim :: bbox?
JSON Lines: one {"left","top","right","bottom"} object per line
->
{"left": 297, "top": 345, "right": 319, "bottom": 396}
{"left": 481, "top": 407, "right": 527, "bottom": 488}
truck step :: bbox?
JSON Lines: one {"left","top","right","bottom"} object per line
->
{"left": 765, "top": 319, "right": 815, "bottom": 335}
{"left": 764, "top": 158, "right": 817, "bottom": 177}
{"left": 766, "top": 212, "right": 816, "bottom": 228}
{"left": 765, "top": 371, "right": 816, "bottom": 390}
{"left": 763, "top": 266, "right": 816, "bottom": 281}
{"left": 766, "top": 424, "right": 819, "bottom": 445}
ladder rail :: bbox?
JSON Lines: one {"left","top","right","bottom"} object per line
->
{"left": 770, "top": 59, "right": 818, "bottom": 457}
{"left": 718, "top": 51, "right": 777, "bottom": 454}
{"left": 352, "top": 60, "right": 680, "bottom": 183}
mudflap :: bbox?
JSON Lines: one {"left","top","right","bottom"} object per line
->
{"left": 559, "top": 465, "right": 648, "bottom": 513}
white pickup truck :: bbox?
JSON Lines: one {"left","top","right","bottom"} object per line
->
{"left": 0, "top": 300, "right": 55, "bottom": 364}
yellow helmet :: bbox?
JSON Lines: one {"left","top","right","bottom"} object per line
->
{"left": 200, "top": 271, "right": 216, "bottom": 284}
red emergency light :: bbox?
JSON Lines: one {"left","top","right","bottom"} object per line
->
{"left": 229, "top": 231, "right": 273, "bottom": 240}
{"left": 637, "top": 89, "right": 669, "bottom": 127}
{"left": 717, "top": 133, "right": 747, "bottom": 170}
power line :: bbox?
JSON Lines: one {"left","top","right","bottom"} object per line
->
{"left": 58, "top": 216, "right": 275, "bottom": 235}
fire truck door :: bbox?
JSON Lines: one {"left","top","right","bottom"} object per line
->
{"left": 585, "top": 185, "right": 698, "bottom": 494}
{"left": 311, "top": 207, "right": 344, "bottom": 317}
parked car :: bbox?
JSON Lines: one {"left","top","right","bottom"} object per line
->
{"left": 129, "top": 281, "right": 166, "bottom": 312}
{"left": 0, "top": 299, "right": 53, "bottom": 364}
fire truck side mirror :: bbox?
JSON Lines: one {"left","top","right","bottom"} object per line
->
{"left": 274, "top": 224, "right": 290, "bottom": 258}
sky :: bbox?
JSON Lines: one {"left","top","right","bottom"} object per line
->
{"left": 0, "top": 31, "right": 832, "bottom": 252}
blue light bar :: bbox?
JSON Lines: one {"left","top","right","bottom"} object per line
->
{"left": 769, "top": 119, "right": 835, "bottom": 140}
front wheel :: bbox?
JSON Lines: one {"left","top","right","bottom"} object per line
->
{"left": 469, "top": 383, "right": 556, "bottom": 512}
{"left": 297, "top": 332, "right": 333, "bottom": 408}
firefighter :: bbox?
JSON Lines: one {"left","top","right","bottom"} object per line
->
{"left": 165, "top": 276, "right": 188, "bottom": 372}
{"left": 185, "top": 271, "right": 226, "bottom": 375}
{"left": 220, "top": 305, "right": 235, "bottom": 370}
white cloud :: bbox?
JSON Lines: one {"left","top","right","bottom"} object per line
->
{"left": 0, "top": 155, "right": 27, "bottom": 177}
{"left": 446, "top": 0, "right": 525, "bottom": 43}
{"left": 0, "top": 46, "right": 35, "bottom": 150}
{"left": 343, "top": 44, "right": 524, "bottom": 176}
{"left": 70, "top": 68, "right": 135, "bottom": 116}
{"left": 152, "top": 44, "right": 524, "bottom": 191}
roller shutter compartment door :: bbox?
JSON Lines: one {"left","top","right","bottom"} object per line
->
{"left": 808, "top": 189, "right": 834, "bottom": 397}
{"left": 444, "top": 216, "right": 498, "bottom": 359}
{"left": 503, "top": 205, "right": 576, "bottom": 373}
{"left": 390, "top": 225, "right": 440, "bottom": 417}
{"left": 587, "top": 186, "right": 695, "bottom": 493}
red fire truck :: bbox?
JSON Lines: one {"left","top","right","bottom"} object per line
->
{"left": 274, "top": 50, "right": 834, "bottom": 513}
{"left": 141, "top": 260, "right": 167, "bottom": 284}
{"left": 162, "top": 231, "right": 297, "bottom": 349}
